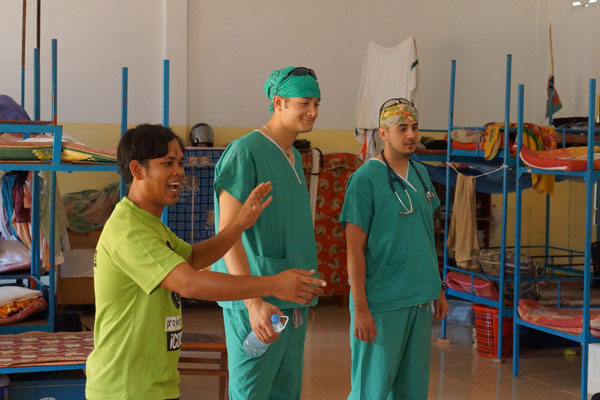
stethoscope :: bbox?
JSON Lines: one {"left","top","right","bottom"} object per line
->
{"left": 380, "top": 150, "right": 435, "bottom": 215}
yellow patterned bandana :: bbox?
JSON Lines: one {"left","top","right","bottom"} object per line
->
{"left": 379, "top": 104, "right": 418, "bottom": 128}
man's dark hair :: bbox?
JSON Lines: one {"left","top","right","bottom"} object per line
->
{"left": 117, "top": 124, "right": 185, "bottom": 184}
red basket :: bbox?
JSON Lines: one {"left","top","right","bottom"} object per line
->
{"left": 472, "top": 304, "right": 513, "bottom": 358}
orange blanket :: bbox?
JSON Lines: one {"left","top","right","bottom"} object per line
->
{"left": 518, "top": 298, "right": 600, "bottom": 338}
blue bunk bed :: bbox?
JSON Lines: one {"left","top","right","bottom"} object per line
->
{"left": 0, "top": 36, "right": 172, "bottom": 396}
{"left": 0, "top": 39, "right": 120, "bottom": 336}
{"left": 513, "top": 80, "right": 600, "bottom": 400}
{"left": 414, "top": 55, "right": 518, "bottom": 360}
{"left": 417, "top": 54, "right": 590, "bottom": 360}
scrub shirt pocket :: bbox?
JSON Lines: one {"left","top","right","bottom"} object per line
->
{"left": 368, "top": 263, "right": 412, "bottom": 297}
{"left": 254, "top": 255, "right": 289, "bottom": 276}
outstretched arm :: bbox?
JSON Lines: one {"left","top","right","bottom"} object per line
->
{"left": 160, "top": 262, "right": 325, "bottom": 303}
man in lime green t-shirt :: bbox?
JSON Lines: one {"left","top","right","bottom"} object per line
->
{"left": 85, "top": 124, "right": 326, "bottom": 400}
{"left": 340, "top": 99, "right": 449, "bottom": 400}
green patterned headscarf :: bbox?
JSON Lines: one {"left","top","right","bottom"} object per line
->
{"left": 379, "top": 103, "right": 418, "bottom": 128}
{"left": 264, "top": 66, "right": 321, "bottom": 113}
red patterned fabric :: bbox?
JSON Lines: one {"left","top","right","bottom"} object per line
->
{"left": 518, "top": 299, "right": 600, "bottom": 338}
{"left": 302, "top": 151, "right": 362, "bottom": 295}
{"left": 0, "top": 331, "right": 93, "bottom": 368}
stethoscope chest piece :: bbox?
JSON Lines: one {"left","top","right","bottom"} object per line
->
{"left": 425, "top": 190, "right": 435, "bottom": 203}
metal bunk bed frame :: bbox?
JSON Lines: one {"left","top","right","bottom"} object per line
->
{"left": 513, "top": 79, "right": 600, "bottom": 400}
{"left": 1, "top": 40, "right": 172, "bottom": 387}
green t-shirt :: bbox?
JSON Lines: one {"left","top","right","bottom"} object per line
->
{"left": 85, "top": 197, "right": 192, "bottom": 400}
{"left": 213, "top": 130, "right": 318, "bottom": 310}
{"left": 340, "top": 159, "right": 442, "bottom": 312}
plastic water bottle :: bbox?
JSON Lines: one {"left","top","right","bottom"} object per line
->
{"left": 243, "top": 314, "right": 288, "bottom": 357}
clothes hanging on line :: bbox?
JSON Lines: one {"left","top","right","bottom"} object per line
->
{"left": 355, "top": 36, "right": 419, "bottom": 160}
{"left": 446, "top": 173, "right": 479, "bottom": 270}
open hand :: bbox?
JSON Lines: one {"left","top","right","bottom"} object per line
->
{"left": 271, "top": 269, "right": 326, "bottom": 305}
{"left": 236, "top": 182, "right": 273, "bottom": 230}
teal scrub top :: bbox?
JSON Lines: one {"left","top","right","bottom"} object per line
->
{"left": 213, "top": 130, "right": 318, "bottom": 310}
{"left": 340, "top": 159, "right": 442, "bottom": 312}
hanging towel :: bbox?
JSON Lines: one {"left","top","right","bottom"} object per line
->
{"left": 446, "top": 173, "right": 479, "bottom": 270}
{"left": 355, "top": 37, "right": 419, "bottom": 159}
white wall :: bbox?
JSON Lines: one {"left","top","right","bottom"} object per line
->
{"left": 0, "top": 0, "right": 183, "bottom": 126}
{"left": 547, "top": 2, "right": 600, "bottom": 119}
{"left": 187, "top": 0, "right": 553, "bottom": 131}
{"left": 1, "top": 1, "right": 599, "bottom": 132}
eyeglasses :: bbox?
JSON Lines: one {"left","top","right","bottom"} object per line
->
{"left": 378, "top": 97, "right": 414, "bottom": 127}
{"left": 274, "top": 67, "right": 318, "bottom": 96}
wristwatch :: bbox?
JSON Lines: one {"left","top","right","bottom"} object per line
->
{"left": 441, "top": 281, "right": 448, "bottom": 290}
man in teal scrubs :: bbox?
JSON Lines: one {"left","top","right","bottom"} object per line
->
{"left": 86, "top": 124, "right": 325, "bottom": 400}
{"left": 340, "top": 99, "right": 449, "bottom": 400}
{"left": 213, "top": 66, "right": 321, "bottom": 399}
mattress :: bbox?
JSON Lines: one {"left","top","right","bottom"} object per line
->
{"left": 0, "top": 331, "right": 93, "bottom": 368}
{"left": 518, "top": 298, "right": 600, "bottom": 338}
{"left": 519, "top": 145, "right": 600, "bottom": 171}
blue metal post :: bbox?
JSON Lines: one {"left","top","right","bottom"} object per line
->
{"left": 161, "top": 59, "right": 170, "bottom": 225}
{"left": 120, "top": 67, "right": 128, "bottom": 198}
{"left": 31, "top": 173, "right": 40, "bottom": 279}
{"left": 48, "top": 171, "right": 56, "bottom": 331}
{"left": 441, "top": 60, "right": 456, "bottom": 341}
{"left": 580, "top": 78, "right": 596, "bottom": 399}
{"left": 497, "top": 54, "right": 511, "bottom": 359}
{"left": 52, "top": 39, "right": 57, "bottom": 125}
{"left": 512, "top": 84, "right": 525, "bottom": 376}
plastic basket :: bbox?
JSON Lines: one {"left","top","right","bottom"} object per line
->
{"left": 472, "top": 304, "right": 513, "bottom": 358}
{"left": 475, "top": 250, "right": 539, "bottom": 300}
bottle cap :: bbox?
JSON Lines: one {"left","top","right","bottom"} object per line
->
{"left": 270, "top": 314, "right": 281, "bottom": 324}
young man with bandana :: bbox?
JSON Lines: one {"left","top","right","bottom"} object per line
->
{"left": 85, "top": 124, "right": 325, "bottom": 400}
{"left": 213, "top": 66, "right": 321, "bottom": 399}
{"left": 340, "top": 99, "right": 449, "bottom": 399}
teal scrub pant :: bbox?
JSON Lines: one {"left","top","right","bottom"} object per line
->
{"left": 348, "top": 304, "right": 433, "bottom": 400}
{"left": 223, "top": 307, "right": 308, "bottom": 400}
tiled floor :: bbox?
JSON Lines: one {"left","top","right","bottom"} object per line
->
{"left": 179, "top": 299, "right": 596, "bottom": 400}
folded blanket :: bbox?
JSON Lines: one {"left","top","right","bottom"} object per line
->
{"left": 0, "top": 286, "right": 47, "bottom": 325}
{"left": 518, "top": 298, "right": 600, "bottom": 338}
{"left": 0, "top": 136, "right": 116, "bottom": 163}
